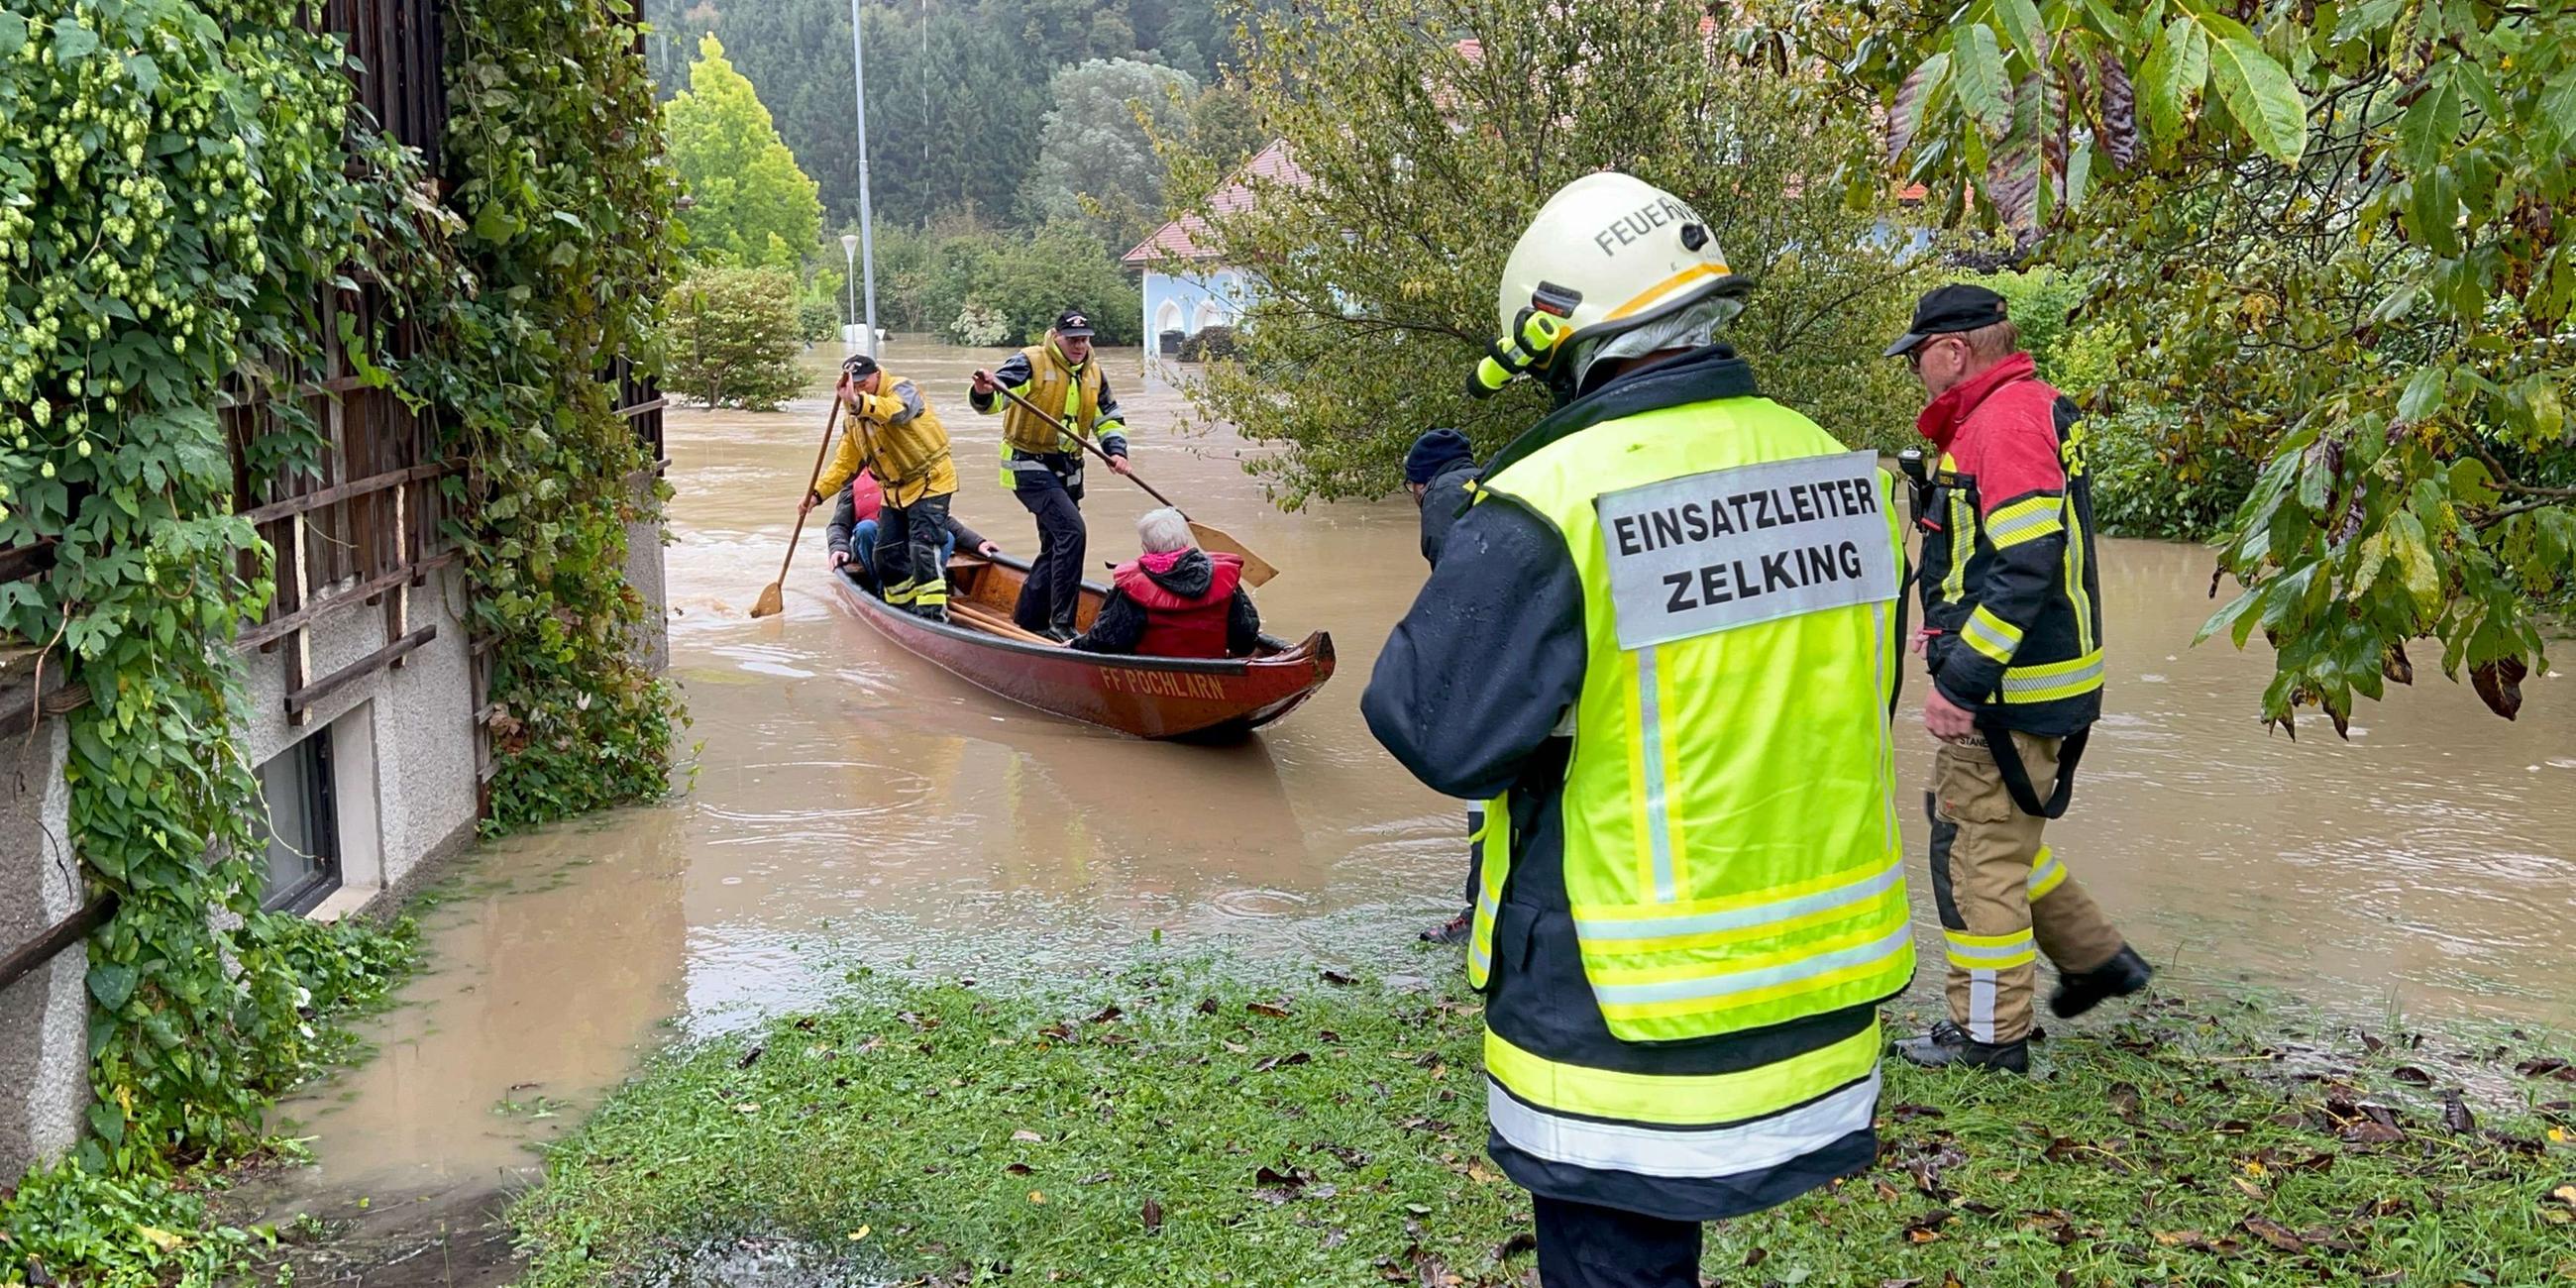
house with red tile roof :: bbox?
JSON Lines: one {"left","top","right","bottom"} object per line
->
{"left": 1122, "top": 140, "right": 1308, "bottom": 354}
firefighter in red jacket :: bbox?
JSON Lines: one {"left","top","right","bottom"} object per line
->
{"left": 1070, "top": 507, "right": 1261, "bottom": 659}
{"left": 1886, "top": 283, "right": 2153, "bottom": 1073}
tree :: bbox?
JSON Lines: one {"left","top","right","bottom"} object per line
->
{"left": 1020, "top": 58, "right": 1201, "bottom": 250}
{"left": 1154, "top": 0, "right": 1939, "bottom": 505}
{"left": 667, "top": 267, "right": 810, "bottom": 409}
{"left": 665, "top": 35, "right": 823, "bottom": 268}
{"left": 1188, "top": 83, "right": 1267, "bottom": 170}
{"left": 1814, "top": 0, "right": 2576, "bottom": 731}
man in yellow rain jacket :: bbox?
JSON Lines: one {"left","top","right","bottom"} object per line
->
{"left": 804, "top": 353, "right": 959, "bottom": 622}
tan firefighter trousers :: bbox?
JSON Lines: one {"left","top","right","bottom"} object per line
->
{"left": 1927, "top": 731, "right": 2127, "bottom": 1044}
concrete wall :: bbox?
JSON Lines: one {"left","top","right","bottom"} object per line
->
{"left": 1141, "top": 267, "right": 1255, "bottom": 349}
{"left": 0, "top": 682, "right": 88, "bottom": 1186}
{"left": 237, "top": 569, "right": 481, "bottom": 911}
{"left": 624, "top": 503, "right": 671, "bottom": 675}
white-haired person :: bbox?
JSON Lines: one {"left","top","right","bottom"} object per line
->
{"left": 1068, "top": 508, "right": 1260, "bottom": 659}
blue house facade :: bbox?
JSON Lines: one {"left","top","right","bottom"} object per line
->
{"left": 1123, "top": 141, "right": 1300, "bottom": 355}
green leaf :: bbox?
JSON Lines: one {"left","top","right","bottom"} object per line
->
{"left": 2407, "top": 165, "right": 2460, "bottom": 257}
{"left": 2396, "top": 79, "right": 2461, "bottom": 174}
{"left": 1887, "top": 51, "right": 1952, "bottom": 162}
{"left": 2392, "top": 512, "right": 2441, "bottom": 614}
{"left": 1993, "top": 0, "right": 2047, "bottom": 62}
{"left": 52, "top": 16, "right": 97, "bottom": 60}
{"left": 2078, "top": 0, "right": 2134, "bottom": 47}
{"left": 2139, "top": 16, "right": 2208, "bottom": 147}
{"left": 2447, "top": 458, "right": 2501, "bottom": 507}
{"left": 87, "top": 961, "right": 139, "bottom": 1011}
{"left": 1952, "top": 23, "right": 2014, "bottom": 138}
{"left": 2396, "top": 367, "right": 2446, "bottom": 422}
{"left": 126, "top": 54, "right": 161, "bottom": 96}
{"left": 2196, "top": 587, "right": 2260, "bottom": 647}
{"left": 2543, "top": 69, "right": 2576, "bottom": 144}
{"left": 2205, "top": 34, "right": 2307, "bottom": 164}
{"left": 0, "top": 12, "right": 26, "bottom": 57}
{"left": 86, "top": 1099, "right": 126, "bottom": 1147}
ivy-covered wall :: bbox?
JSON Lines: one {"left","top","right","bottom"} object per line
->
{"left": 0, "top": 0, "right": 682, "bottom": 1185}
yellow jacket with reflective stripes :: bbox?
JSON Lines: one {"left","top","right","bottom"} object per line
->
{"left": 971, "top": 339, "right": 1130, "bottom": 490}
{"left": 817, "top": 375, "right": 956, "bottom": 508}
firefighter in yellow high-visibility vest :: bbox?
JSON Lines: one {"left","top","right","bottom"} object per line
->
{"left": 968, "top": 308, "right": 1130, "bottom": 641}
{"left": 804, "top": 353, "right": 958, "bottom": 621}
{"left": 1364, "top": 171, "right": 1915, "bottom": 1288}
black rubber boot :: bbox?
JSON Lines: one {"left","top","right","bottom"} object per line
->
{"left": 2050, "top": 944, "right": 2153, "bottom": 1019}
{"left": 1891, "top": 1020, "right": 2030, "bottom": 1074}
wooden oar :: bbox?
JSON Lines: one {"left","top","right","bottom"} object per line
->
{"left": 948, "top": 599, "right": 1058, "bottom": 646}
{"left": 751, "top": 396, "right": 843, "bottom": 619}
{"left": 981, "top": 380, "right": 1279, "bottom": 587}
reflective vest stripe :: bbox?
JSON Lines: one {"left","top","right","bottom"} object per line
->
{"left": 1960, "top": 605, "right": 2023, "bottom": 665}
{"left": 2001, "top": 649, "right": 2103, "bottom": 702}
{"left": 1485, "top": 1067, "right": 1879, "bottom": 1180}
{"left": 1943, "top": 927, "right": 2037, "bottom": 970}
{"left": 1633, "top": 646, "right": 1678, "bottom": 903}
{"left": 1572, "top": 857, "right": 1903, "bottom": 945}
{"left": 1483, "top": 1021, "right": 1880, "bottom": 1127}
{"left": 1938, "top": 454, "right": 1970, "bottom": 604}
{"left": 2027, "top": 847, "right": 2067, "bottom": 901}
{"left": 1464, "top": 794, "right": 1511, "bottom": 989}
{"left": 1589, "top": 923, "right": 1910, "bottom": 1008}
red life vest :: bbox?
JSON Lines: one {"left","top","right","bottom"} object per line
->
{"left": 849, "top": 471, "right": 884, "bottom": 523}
{"left": 1112, "top": 552, "right": 1244, "bottom": 658}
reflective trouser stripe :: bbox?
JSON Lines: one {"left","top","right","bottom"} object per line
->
{"left": 2000, "top": 650, "right": 2104, "bottom": 702}
{"left": 1961, "top": 605, "right": 2023, "bottom": 665}
{"left": 883, "top": 579, "right": 917, "bottom": 605}
{"left": 1485, "top": 1067, "right": 1880, "bottom": 1180}
{"left": 1943, "top": 928, "right": 2037, "bottom": 971}
{"left": 1588, "top": 925, "right": 1911, "bottom": 1008}
{"left": 912, "top": 580, "right": 947, "bottom": 606}
{"left": 2027, "top": 847, "right": 2067, "bottom": 902}
{"left": 1967, "top": 971, "right": 1998, "bottom": 1042}
{"left": 1464, "top": 795, "right": 1511, "bottom": 988}
{"left": 1572, "top": 859, "right": 1904, "bottom": 946}
{"left": 1484, "top": 1021, "right": 1881, "bottom": 1127}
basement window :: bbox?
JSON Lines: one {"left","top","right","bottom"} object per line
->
{"left": 256, "top": 733, "right": 341, "bottom": 914}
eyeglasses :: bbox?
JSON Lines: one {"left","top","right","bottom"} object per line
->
{"left": 1905, "top": 335, "right": 1959, "bottom": 374}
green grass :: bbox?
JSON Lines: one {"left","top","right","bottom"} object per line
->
{"left": 514, "top": 962, "right": 2576, "bottom": 1286}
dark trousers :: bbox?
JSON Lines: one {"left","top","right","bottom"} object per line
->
{"left": 876, "top": 490, "right": 953, "bottom": 610}
{"left": 1012, "top": 473, "right": 1087, "bottom": 633}
{"left": 1532, "top": 1195, "right": 1702, "bottom": 1288}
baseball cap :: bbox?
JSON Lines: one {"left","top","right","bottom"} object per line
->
{"left": 1884, "top": 283, "right": 2010, "bottom": 358}
{"left": 1054, "top": 308, "right": 1096, "bottom": 338}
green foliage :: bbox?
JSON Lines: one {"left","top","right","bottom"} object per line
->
{"left": 665, "top": 35, "right": 823, "bottom": 268}
{"left": 873, "top": 217, "right": 1143, "bottom": 346}
{"left": 0, "top": 1160, "right": 277, "bottom": 1288}
{"left": 0, "top": 0, "right": 442, "bottom": 1172}
{"left": 1019, "top": 57, "right": 1199, "bottom": 250}
{"left": 434, "top": 0, "right": 687, "bottom": 829}
{"left": 1157, "top": 0, "right": 1940, "bottom": 503}
{"left": 796, "top": 298, "right": 839, "bottom": 343}
{"left": 638, "top": 0, "right": 1259, "bottom": 228}
{"left": 1844, "top": 0, "right": 2576, "bottom": 730}
{"left": 2085, "top": 407, "right": 2256, "bottom": 542}
{"left": 667, "top": 267, "right": 811, "bottom": 408}
{"left": 511, "top": 965, "right": 2576, "bottom": 1287}
{"left": 0, "top": 0, "right": 673, "bottom": 1213}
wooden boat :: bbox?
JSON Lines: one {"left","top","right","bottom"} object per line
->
{"left": 829, "top": 552, "right": 1334, "bottom": 739}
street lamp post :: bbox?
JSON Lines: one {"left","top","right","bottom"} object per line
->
{"left": 846, "top": 0, "right": 880, "bottom": 359}
{"left": 839, "top": 233, "right": 860, "bottom": 348}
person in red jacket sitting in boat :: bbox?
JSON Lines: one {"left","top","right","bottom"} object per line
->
{"left": 1070, "top": 508, "right": 1261, "bottom": 659}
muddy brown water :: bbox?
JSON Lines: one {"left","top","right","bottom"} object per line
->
{"left": 268, "top": 340, "right": 2575, "bottom": 1231}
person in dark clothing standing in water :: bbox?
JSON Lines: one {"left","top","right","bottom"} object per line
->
{"left": 1403, "top": 428, "right": 1484, "bottom": 946}
{"left": 970, "top": 308, "right": 1131, "bottom": 642}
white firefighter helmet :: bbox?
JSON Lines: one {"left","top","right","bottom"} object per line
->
{"left": 1494, "top": 171, "right": 1746, "bottom": 379}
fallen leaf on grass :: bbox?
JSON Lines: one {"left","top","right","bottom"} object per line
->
{"left": 1942, "top": 1272, "right": 1967, "bottom": 1288}
{"left": 1006, "top": 1163, "right": 1031, "bottom": 1176}
{"left": 846, "top": 1226, "right": 870, "bottom": 1241}
{"left": 2550, "top": 1184, "right": 2576, "bottom": 1209}
{"left": 2241, "top": 1215, "right": 2308, "bottom": 1252}
{"left": 1321, "top": 968, "right": 1355, "bottom": 986}
{"left": 2391, "top": 1065, "right": 2433, "bottom": 1086}
{"left": 2107, "top": 1081, "right": 2142, "bottom": 1122}
{"left": 1886, "top": 1103, "right": 1946, "bottom": 1122}
{"left": 1902, "top": 1209, "right": 1954, "bottom": 1243}
{"left": 1878, "top": 1279, "right": 1922, "bottom": 1288}
{"left": 134, "top": 1227, "right": 184, "bottom": 1252}
{"left": 736, "top": 1044, "right": 764, "bottom": 1069}
{"left": 1027, "top": 1190, "right": 1045, "bottom": 1204}
{"left": 1247, "top": 1000, "right": 1293, "bottom": 1019}
{"left": 2342, "top": 1120, "right": 2406, "bottom": 1144}
{"left": 1141, "top": 1198, "right": 1164, "bottom": 1231}
{"left": 1742, "top": 1245, "right": 1769, "bottom": 1267}
{"left": 1492, "top": 1232, "right": 1537, "bottom": 1260}
{"left": 1086, "top": 1005, "right": 1124, "bottom": 1024}
{"left": 1195, "top": 997, "right": 1219, "bottom": 1016}
{"left": 1254, "top": 1051, "right": 1314, "bottom": 1072}
{"left": 2515, "top": 1056, "right": 2573, "bottom": 1080}
{"left": 2151, "top": 1230, "right": 2209, "bottom": 1250}
{"left": 1012, "top": 1129, "right": 1045, "bottom": 1143}
{"left": 2441, "top": 1090, "right": 2477, "bottom": 1134}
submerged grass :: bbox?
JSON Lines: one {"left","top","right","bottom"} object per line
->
{"left": 515, "top": 961, "right": 2576, "bottom": 1287}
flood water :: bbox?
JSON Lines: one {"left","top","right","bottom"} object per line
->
{"left": 271, "top": 340, "right": 2576, "bottom": 1212}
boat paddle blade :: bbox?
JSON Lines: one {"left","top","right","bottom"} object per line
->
{"left": 750, "top": 581, "right": 787, "bottom": 618}
{"left": 1191, "top": 521, "right": 1278, "bottom": 587}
